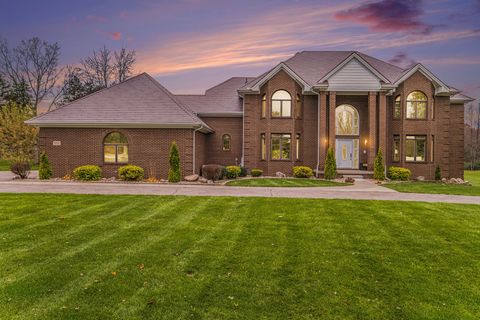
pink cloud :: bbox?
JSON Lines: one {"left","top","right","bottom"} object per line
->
{"left": 110, "top": 32, "right": 122, "bottom": 40}
{"left": 388, "top": 52, "right": 416, "bottom": 68}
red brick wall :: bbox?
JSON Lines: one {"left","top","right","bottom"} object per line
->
{"left": 200, "top": 117, "right": 243, "bottom": 166}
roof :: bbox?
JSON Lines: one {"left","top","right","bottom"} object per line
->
{"left": 26, "top": 73, "right": 212, "bottom": 132}
{"left": 176, "top": 77, "right": 255, "bottom": 116}
{"left": 451, "top": 93, "right": 475, "bottom": 104}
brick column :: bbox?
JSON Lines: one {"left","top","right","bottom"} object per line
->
{"left": 319, "top": 91, "right": 328, "bottom": 169}
{"left": 328, "top": 92, "right": 336, "bottom": 150}
{"left": 368, "top": 92, "right": 377, "bottom": 170}
{"left": 378, "top": 92, "right": 387, "bottom": 157}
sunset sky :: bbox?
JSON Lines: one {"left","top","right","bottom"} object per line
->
{"left": 1, "top": 0, "right": 479, "bottom": 99}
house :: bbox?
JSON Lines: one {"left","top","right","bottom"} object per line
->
{"left": 26, "top": 51, "right": 473, "bottom": 180}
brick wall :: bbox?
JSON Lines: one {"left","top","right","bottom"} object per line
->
{"left": 200, "top": 117, "right": 243, "bottom": 166}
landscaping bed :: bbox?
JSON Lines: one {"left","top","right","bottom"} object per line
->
{"left": 225, "top": 177, "right": 349, "bottom": 187}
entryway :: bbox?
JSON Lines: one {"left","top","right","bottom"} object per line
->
{"left": 336, "top": 139, "right": 358, "bottom": 169}
{"left": 335, "top": 104, "right": 360, "bottom": 169}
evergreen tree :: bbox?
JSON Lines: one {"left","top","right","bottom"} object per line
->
{"left": 0, "top": 74, "right": 10, "bottom": 104}
{"left": 435, "top": 165, "right": 442, "bottom": 181}
{"left": 373, "top": 148, "right": 385, "bottom": 181}
{"left": 60, "top": 68, "right": 101, "bottom": 105}
{"left": 324, "top": 147, "right": 337, "bottom": 180}
{"left": 168, "top": 141, "right": 181, "bottom": 182}
{"left": 39, "top": 152, "right": 53, "bottom": 180}
{"left": 6, "top": 79, "right": 31, "bottom": 108}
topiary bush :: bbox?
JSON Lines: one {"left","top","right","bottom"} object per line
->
{"left": 324, "top": 147, "right": 337, "bottom": 180}
{"left": 201, "top": 164, "right": 225, "bottom": 181}
{"left": 39, "top": 152, "right": 53, "bottom": 180}
{"left": 10, "top": 159, "right": 30, "bottom": 179}
{"left": 118, "top": 164, "right": 144, "bottom": 181}
{"left": 387, "top": 166, "right": 411, "bottom": 181}
{"left": 168, "top": 141, "right": 181, "bottom": 182}
{"left": 292, "top": 166, "right": 313, "bottom": 178}
{"left": 435, "top": 165, "right": 442, "bottom": 181}
{"left": 251, "top": 169, "right": 263, "bottom": 177}
{"left": 73, "top": 165, "right": 102, "bottom": 181}
{"left": 225, "top": 165, "right": 241, "bottom": 179}
{"left": 239, "top": 166, "right": 248, "bottom": 177}
{"left": 373, "top": 148, "right": 385, "bottom": 181}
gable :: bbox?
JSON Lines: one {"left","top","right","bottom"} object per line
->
{"left": 327, "top": 58, "right": 382, "bottom": 91}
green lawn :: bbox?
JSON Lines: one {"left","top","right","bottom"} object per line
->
{"left": 0, "top": 159, "right": 38, "bottom": 171}
{"left": 226, "top": 178, "right": 348, "bottom": 187}
{"left": 384, "top": 170, "right": 480, "bottom": 196}
{"left": 1, "top": 194, "right": 479, "bottom": 319}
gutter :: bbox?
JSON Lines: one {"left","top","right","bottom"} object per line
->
{"left": 315, "top": 90, "right": 320, "bottom": 177}
{"left": 192, "top": 124, "right": 204, "bottom": 174}
{"left": 241, "top": 95, "right": 245, "bottom": 166}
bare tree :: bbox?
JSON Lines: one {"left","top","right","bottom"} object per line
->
{"left": 81, "top": 46, "right": 112, "bottom": 88}
{"left": 114, "top": 48, "right": 136, "bottom": 83}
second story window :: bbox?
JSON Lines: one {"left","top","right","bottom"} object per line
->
{"left": 271, "top": 90, "right": 291, "bottom": 118}
{"left": 406, "top": 91, "right": 427, "bottom": 119}
{"left": 394, "top": 95, "right": 401, "bottom": 119}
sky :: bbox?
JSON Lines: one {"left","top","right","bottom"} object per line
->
{"left": 1, "top": 0, "right": 479, "bottom": 99}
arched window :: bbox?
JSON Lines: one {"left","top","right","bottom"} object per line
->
{"left": 406, "top": 91, "right": 427, "bottom": 119}
{"left": 271, "top": 90, "right": 291, "bottom": 118}
{"left": 295, "top": 94, "right": 302, "bottom": 119}
{"left": 394, "top": 95, "right": 401, "bottom": 119}
{"left": 104, "top": 132, "right": 128, "bottom": 164}
{"left": 261, "top": 94, "right": 266, "bottom": 118}
{"left": 336, "top": 105, "right": 359, "bottom": 135}
{"left": 222, "top": 134, "right": 231, "bottom": 151}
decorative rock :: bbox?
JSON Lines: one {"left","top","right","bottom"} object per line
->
{"left": 198, "top": 177, "right": 208, "bottom": 183}
{"left": 415, "top": 176, "right": 425, "bottom": 181}
{"left": 184, "top": 174, "right": 199, "bottom": 182}
{"left": 441, "top": 178, "right": 447, "bottom": 183}
{"left": 207, "top": 179, "right": 214, "bottom": 184}
{"left": 345, "top": 177, "right": 355, "bottom": 183}
{"left": 276, "top": 171, "right": 286, "bottom": 178}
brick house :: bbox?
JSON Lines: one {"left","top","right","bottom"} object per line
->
{"left": 27, "top": 51, "right": 473, "bottom": 180}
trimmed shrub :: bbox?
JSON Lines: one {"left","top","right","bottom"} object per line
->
{"left": 251, "top": 169, "right": 263, "bottom": 177}
{"left": 168, "top": 141, "right": 181, "bottom": 182}
{"left": 373, "top": 148, "right": 385, "bottom": 181}
{"left": 292, "top": 166, "right": 313, "bottom": 178}
{"left": 239, "top": 166, "right": 248, "bottom": 177}
{"left": 39, "top": 152, "right": 53, "bottom": 180}
{"left": 10, "top": 160, "right": 30, "bottom": 179}
{"left": 118, "top": 165, "right": 144, "bottom": 181}
{"left": 387, "top": 166, "right": 411, "bottom": 181}
{"left": 73, "top": 165, "right": 102, "bottom": 181}
{"left": 202, "top": 164, "right": 225, "bottom": 181}
{"left": 435, "top": 165, "right": 442, "bottom": 181}
{"left": 225, "top": 165, "right": 241, "bottom": 179}
{"left": 324, "top": 147, "right": 337, "bottom": 180}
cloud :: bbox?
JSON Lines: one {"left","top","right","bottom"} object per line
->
{"left": 335, "top": 0, "right": 432, "bottom": 34}
{"left": 388, "top": 52, "right": 416, "bottom": 68}
{"left": 110, "top": 32, "right": 122, "bottom": 40}
{"left": 86, "top": 15, "right": 108, "bottom": 23}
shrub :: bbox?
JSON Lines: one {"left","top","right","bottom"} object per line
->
{"left": 251, "top": 169, "right": 263, "bottom": 177}
{"left": 73, "top": 165, "right": 102, "bottom": 181}
{"left": 324, "top": 147, "right": 337, "bottom": 180}
{"left": 38, "top": 152, "right": 53, "bottom": 180}
{"left": 118, "top": 165, "right": 144, "bottom": 181}
{"left": 387, "top": 166, "right": 411, "bottom": 181}
{"left": 239, "top": 166, "right": 248, "bottom": 177}
{"left": 373, "top": 148, "right": 385, "bottom": 181}
{"left": 168, "top": 141, "right": 181, "bottom": 182}
{"left": 225, "top": 165, "right": 241, "bottom": 179}
{"left": 292, "top": 166, "right": 313, "bottom": 178}
{"left": 10, "top": 159, "right": 30, "bottom": 179}
{"left": 435, "top": 165, "right": 442, "bottom": 181}
{"left": 202, "top": 164, "right": 225, "bottom": 181}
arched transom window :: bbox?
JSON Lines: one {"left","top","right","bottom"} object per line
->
{"left": 104, "top": 132, "right": 128, "bottom": 164}
{"left": 406, "top": 91, "right": 427, "bottom": 119}
{"left": 222, "top": 134, "right": 231, "bottom": 151}
{"left": 336, "top": 105, "right": 359, "bottom": 136}
{"left": 271, "top": 90, "right": 291, "bottom": 118}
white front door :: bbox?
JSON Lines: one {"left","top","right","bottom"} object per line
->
{"left": 336, "top": 139, "right": 354, "bottom": 169}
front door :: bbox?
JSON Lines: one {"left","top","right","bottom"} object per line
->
{"left": 336, "top": 139, "right": 354, "bottom": 169}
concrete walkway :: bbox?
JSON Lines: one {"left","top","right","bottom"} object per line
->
{"left": 0, "top": 178, "right": 479, "bottom": 205}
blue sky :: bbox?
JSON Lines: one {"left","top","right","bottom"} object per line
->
{"left": 1, "top": 0, "right": 479, "bottom": 98}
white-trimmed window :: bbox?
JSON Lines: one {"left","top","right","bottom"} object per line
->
{"left": 406, "top": 91, "right": 427, "bottom": 119}
{"left": 104, "top": 132, "right": 128, "bottom": 164}
{"left": 271, "top": 90, "right": 292, "bottom": 118}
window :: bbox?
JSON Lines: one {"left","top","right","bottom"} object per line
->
{"left": 336, "top": 105, "right": 359, "bottom": 135}
{"left": 261, "top": 94, "right": 266, "bottom": 118}
{"left": 271, "top": 134, "right": 291, "bottom": 160}
{"left": 431, "top": 135, "right": 434, "bottom": 162}
{"left": 394, "top": 95, "right": 401, "bottom": 119}
{"left": 296, "top": 133, "right": 300, "bottom": 160}
{"left": 393, "top": 135, "right": 400, "bottom": 162}
{"left": 405, "top": 135, "right": 426, "bottom": 162}
{"left": 271, "top": 90, "right": 292, "bottom": 118}
{"left": 222, "top": 134, "right": 231, "bottom": 151}
{"left": 104, "top": 132, "right": 128, "bottom": 164}
{"left": 406, "top": 91, "right": 427, "bottom": 119}
{"left": 295, "top": 94, "right": 302, "bottom": 119}
{"left": 261, "top": 133, "right": 266, "bottom": 160}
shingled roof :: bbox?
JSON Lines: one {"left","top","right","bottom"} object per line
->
{"left": 26, "top": 73, "right": 212, "bottom": 132}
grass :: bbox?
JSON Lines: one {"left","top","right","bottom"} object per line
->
{"left": 0, "top": 159, "right": 38, "bottom": 171}
{"left": 384, "top": 170, "right": 480, "bottom": 196}
{"left": 1, "top": 194, "right": 479, "bottom": 319}
{"left": 226, "top": 178, "right": 348, "bottom": 187}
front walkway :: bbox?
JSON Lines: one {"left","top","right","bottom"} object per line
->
{"left": 0, "top": 178, "right": 479, "bottom": 205}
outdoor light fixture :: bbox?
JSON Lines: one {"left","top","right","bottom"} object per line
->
{"left": 364, "top": 139, "right": 368, "bottom": 146}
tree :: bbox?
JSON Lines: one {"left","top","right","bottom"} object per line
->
{"left": 168, "top": 141, "right": 181, "bottom": 182}
{"left": 0, "top": 73, "right": 9, "bottom": 104}
{"left": 5, "top": 79, "right": 31, "bottom": 107}
{"left": 435, "top": 165, "right": 442, "bottom": 181}
{"left": 465, "top": 102, "right": 480, "bottom": 169}
{"left": 324, "top": 147, "right": 337, "bottom": 180}
{"left": 39, "top": 152, "right": 53, "bottom": 180}
{"left": 114, "top": 48, "right": 136, "bottom": 83}
{"left": 373, "top": 148, "right": 385, "bottom": 181}
{"left": 60, "top": 67, "right": 101, "bottom": 105}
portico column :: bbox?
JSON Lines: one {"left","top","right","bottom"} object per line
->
{"left": 378, "top": 92, "right": 387, "bottom": 158}
{"left": 368, "top": 91, "right": 377, "bottom": 170}
{"left": 319, "top": 91, "right": 328, "bottom": 169}
{"left": 328, "top": 91, "right": 336, "bottom": 150}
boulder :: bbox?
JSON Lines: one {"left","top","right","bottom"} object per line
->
{"left": 276, "top": 171, "right": 286, "bottom": 178}
{"left": 415, "top": 176, "right": 425, "bottom": 181}
{"left": 207, "top": 179, "right": 214, "bottom": 184}
{"left": 198, "top": 177, "right": 208, "bottom": 183}
{"left": 441, "top": 177, "right": 447, "bottom": 183}
{"left": 184, "top": 174, "right": 199, "bottom": 182}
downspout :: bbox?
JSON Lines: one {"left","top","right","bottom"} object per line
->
{"left": 192, "top": 125, "right": 204, "bottom": 174}
{"left": 241, "top": 95, "right": 245, "bottom": 166}
{"left": 315, "top": 90, "right": 321, "bottom": 177}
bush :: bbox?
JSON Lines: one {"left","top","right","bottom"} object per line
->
{"left": 435, "top": 165, "right": 442, "bottom": 181}
{"left": 387, "top": 166, "right": 411, "bottom": 181}
{"left": 202, "top": 164, "right": 225, "bottom": 181}
{"left": 168, "top": 141, "right": 181, "bottom": 182}
{"left": 225, "top": 165, "right": 241, "bottom": 179}
{"left": 292, "top": 166, "right": 313, "bottom": 178}
{"left": 73, "top": 165, "right": 102, "bottom": 181}
{"left": 251, "top": 169, "right": 263, "bottom": 177}
{"left": 324, "top": 147, "right": 337, "bottom": 180}
{"left": 239, "top": 166, "right": 248, "bottom": 177}
{"left": 373, "top": 148, "right": 385, "bottom": 181}
{"left": 38, "top": 152, "right": 53, "bottom": 180}
{"left": 118, "top": 165, "right": 144, "bottom": 181}
{"left": 10, "top": 159, "right": 30, "bottom": 179}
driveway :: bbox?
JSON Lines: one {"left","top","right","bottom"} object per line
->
{"left": 0, "top": 178, "right": 479, "bottom": 205}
